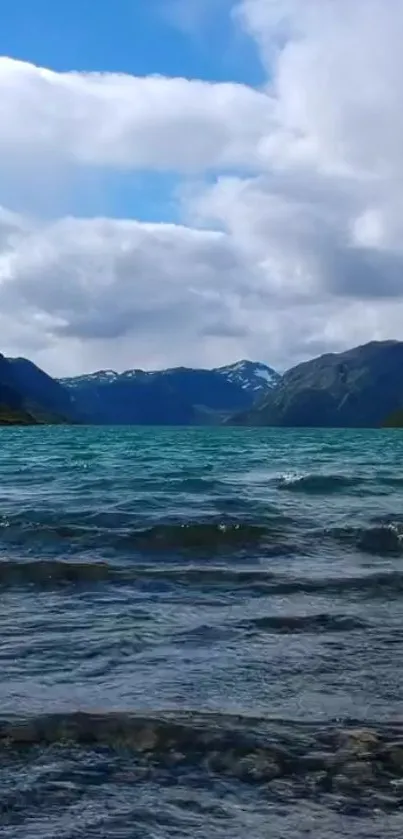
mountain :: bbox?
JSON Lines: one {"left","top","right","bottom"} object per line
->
{"left": 229, "top": 341, "right": 403, "bottom": 428}
{"left": 214, "top": 360, "right": 281, "bottom": 396}
{"left": 381, "top": 408, "right": 403, "bottom": 428}
{"left": 0, "top": 354, "right": 76, "bottom": 425}
{"left": 0, "top": 383, "right": 38, "bottom": 425}
{"left": 7, "top": 357, "right": 79, "bottom": 422}
{"left": 0, "top": 355, "right": 41, "bottom": 424}
{"left": 6, "top": 343, "right": 403, "bottom": 429}
{"left": 60, "top": 360, "right": 279, "bottom": 425}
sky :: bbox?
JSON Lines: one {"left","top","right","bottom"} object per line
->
{"left": 1, "top": 0, "right": 403, "bottom": 375}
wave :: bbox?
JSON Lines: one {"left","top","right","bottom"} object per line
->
{"left": 1, "top": 559, "right": 403, "bottom": 601}
{"left": 124, "top": 521, "right": 271, "bottom": 553}
{"left": 269, "top": 570, "right": 403, "bottom": 599}
{"left": 0, "top": 558, "right": 281, "bottom": 591}
{"left": 0, "top": 559, "right": 125, "bottom": 587}
{"left": 378, "top": 474, "right": 403, "bottom": 488}
{"left": 329, "top": 523, "right": 403, "bottom": 555}
{"left": 277, "top": 472, "right": 360, "bottom": 495}
{"left": 239, "top": 613, "right": 368, "bottom": 635}
{"left": 1, "top": 710, "right": 403, "bottom": 800}
{"left": 0, "top": 517, "right": 292, "bottom": 556}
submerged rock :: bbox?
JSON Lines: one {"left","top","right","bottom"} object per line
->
{"left": 332, "top": 760, "right": 375, "bottom": 793}
{"left": 335, "top": 728, "right": 380, "bottom": 759}
{"left": 379, "top": 740, "right": 403, "bottom": 772}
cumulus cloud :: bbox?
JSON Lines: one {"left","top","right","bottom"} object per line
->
{"left": 0, "top": 57, "right": 270, "bottom": 173}
{"left": 0, "top": 206, "right": 402, "bottom": 377}
{"left": 186, "top": 0, "right": 403, "bottom": 329}
{"left": 0, "top": 208, "right": 271, "bottom": 374}
{"left": 1, "top": 0, "right": 403, "bottom": 373}
{"left": 241, "top": 0, "right": 403, "bottom": 178}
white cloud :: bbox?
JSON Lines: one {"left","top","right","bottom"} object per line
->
{"left": 241, "top": 0, "right": 403, "bottom": 178}
{"left": 1, "top": 0, "right": 403, "bottom": 373}
{"left": 0, "top": 206, "right": 403, "bottom": 378}
{"left": 0, "top": 208, "right": 268, "bottom": 374}
{"left": 0, "top": 57, "right": 270, "bottom": 173}
{"left": 184, "top": 0, "right": 403, "bottom": 335}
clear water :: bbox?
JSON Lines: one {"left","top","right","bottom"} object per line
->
{"left": 2, "top": 426, "right": 403, "bottom": 837}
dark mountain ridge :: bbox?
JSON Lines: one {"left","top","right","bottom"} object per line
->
{"left": 7, "top": 357, "right": 78, "bottom": 421}
{"left": 0, "top": 354, "right": 78, "bottom": 424}
{"left": 230, "top": 341, "right": 403, "bottom": 428}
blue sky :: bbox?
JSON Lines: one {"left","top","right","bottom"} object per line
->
{"left": 0, "top": 0, "right": 263, "bottom": 222}
{"left": 0, "top": 0, "right": 262, "bottom": 81}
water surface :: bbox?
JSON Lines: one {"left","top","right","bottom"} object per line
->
{"left": 1, "top": 427, "right": 403, "bottom": 837}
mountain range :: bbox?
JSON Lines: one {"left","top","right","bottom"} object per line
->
{"left": 0, "top": 357, "right": 279, "bottom": 426}
{"left": 59, "top": 360, "right": 280, "bottom": 424}
{"left": 1, "top": 341, "right": 403, "bottom": 427}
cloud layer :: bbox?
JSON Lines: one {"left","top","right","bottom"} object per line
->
{"left": 1, "top": 0, "right": 403, "bottom": 374}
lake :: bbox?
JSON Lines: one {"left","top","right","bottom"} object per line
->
{"left": 2, "top": 426, "right": 403, "bottom": 838}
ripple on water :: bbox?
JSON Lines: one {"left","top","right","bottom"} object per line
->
{"left": 1, "top": 427, "right": 403, "bottom": 837}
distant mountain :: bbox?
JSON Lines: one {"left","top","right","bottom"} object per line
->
{"left": 60, "top": 360, "right": 279, "bottom": 425}
{"left": 229, "top": 341, "right": 403, "bottom": 428}
{"left": 214, "top": 360, "right": 281, "bottom": 396}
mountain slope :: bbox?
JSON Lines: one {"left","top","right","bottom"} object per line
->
{"left": 0, "top": 356, "right": 39, "bottom": 424}
{"left": 7, "top": 357, "right": 79, "bottom": 422}
{"left": 0, "top": 354, "right": 76, "bottom": 425}
{"left": 60, "top": 361, "right": 279, "bottom": 425}
{"left": 381, "top": 408, "right": 403, "bottom": 428}
{"left": 230, "top": 341, "right": 403, "bottom": 428}
{"left": 0, "top": 385, "right": 38, "bottom": 424}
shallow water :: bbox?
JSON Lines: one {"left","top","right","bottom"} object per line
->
{"left": 1, "top": 426, "right": 403, "bottom": 837}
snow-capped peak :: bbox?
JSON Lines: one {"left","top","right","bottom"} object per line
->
{"left": 60, "top": 369, "right": 118, "bottom": 387}
{"left": 60, "top": 360, "right": 281, "bottom": 396}
{"left": 214, "top": 360, "right": 281, "bottom": 394}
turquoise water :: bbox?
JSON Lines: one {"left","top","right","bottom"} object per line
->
{"left": 2, "top": 426, "right": 403, "bottom": 837}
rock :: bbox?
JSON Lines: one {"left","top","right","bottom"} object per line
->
{"left": 1, "top": 721, "right": 38, "bottom": 745}
{"left": 332, "top": 760, "right": 375, "bottom": 792}
{"left": 233, "top": 750, "right": 281, "bottom": 782}
{"left": 297, "top": 751, "right": 336, "bottom": 773}
{"left": 379, "top": 741, "right": 403, "bottom": 774}
{"left": 336, "top": 728, "right": 379, "bottom": 759}
{"left": 206, "top": 748, "right": 281, "bottom": 782}
{"left": 129, "top": 726, "right": 159, "bottom": 753}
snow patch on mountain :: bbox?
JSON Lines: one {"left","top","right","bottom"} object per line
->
{"left": 60, "top": 360, "right": 281, "bottom": 395}
{"left": 215, "top": 360, "right": 281, "bottom": 394}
